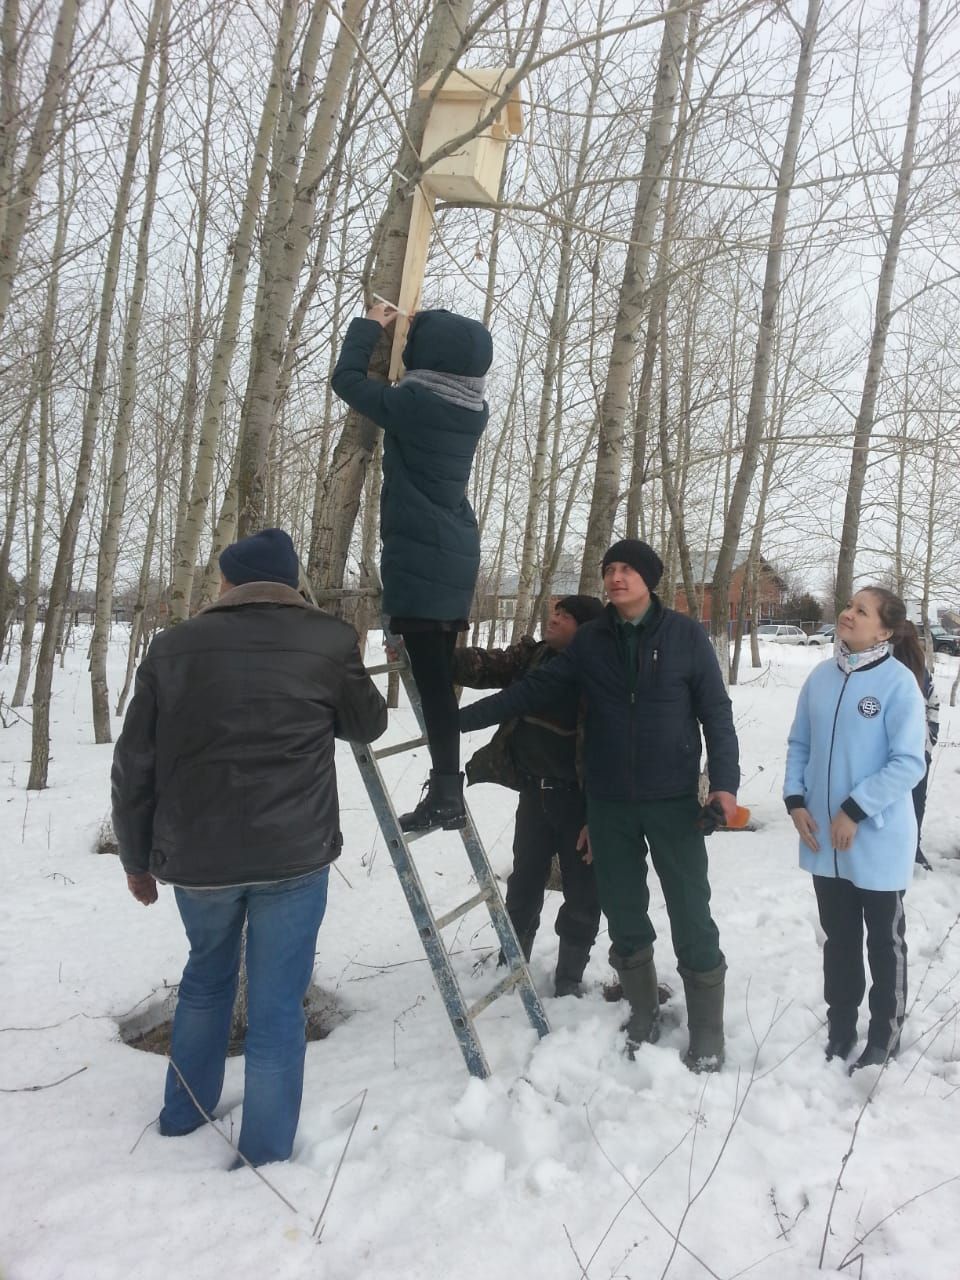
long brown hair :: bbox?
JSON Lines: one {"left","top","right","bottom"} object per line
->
{"left": 861, "top": 587, "right": 925, "bottom": 689}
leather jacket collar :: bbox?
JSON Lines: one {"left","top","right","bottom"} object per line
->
{"left": 203, "top": 581, "right": 309, "bottom": 612}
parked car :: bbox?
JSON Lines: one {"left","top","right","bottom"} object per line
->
{"left": 756, "top": 624, "right": 807, "bottom": 645}
{"left": 806, "top": 624, "right": 836, "bottom": 647}
{"left": 928, "top": 625, "right": 960, "bottom": 656}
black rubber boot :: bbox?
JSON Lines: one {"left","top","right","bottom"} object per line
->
{"left": 848, "top": 1037, "right": 899, "bottom": 1075}
{"left": 398, "top": 771, "right": 466, "bottom": 833}
{"left": 554, "top": 939, "right": 591, "bottom": 998}
{"left": 825, "top": 1032, "right": 857, "bottom": 1063}
{"left": 825, "top": 1014, "right": 857, "bottom": 1062}
{"left": 680, "top": 961, "right": 726, "bottom": 1072}
{"left": 610, "top": 946, "right": 660, "bottom": 1052}
{"left": 498, "top": 925, "right": 535, "bottom": 969}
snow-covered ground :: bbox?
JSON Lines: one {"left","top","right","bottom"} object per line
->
{"left": 1, "top": 632, "right": 958, "bottom": 1280}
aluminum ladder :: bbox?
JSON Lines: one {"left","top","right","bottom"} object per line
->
{"left": 352, "top": 629, "right": 550, "bottom": 1078}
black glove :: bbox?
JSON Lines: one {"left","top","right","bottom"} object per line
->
{"left": 695, "top": 799, "right": 727, "bottom": 835}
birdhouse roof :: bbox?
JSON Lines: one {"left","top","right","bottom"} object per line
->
{"left": 418, "top": 67, "right": 523, "bottom": 135}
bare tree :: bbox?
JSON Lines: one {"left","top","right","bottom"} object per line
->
{"left": 28, "top": 0, "right": 165, "bottom": 788}
{"left": 90, "top": 0, "right": 170, "bottom": 743}
{"left": 835, "top": 0, "right": 929, "bottom": 614}
{"left": 578, "top": 0, "right": 691, "bottom": 585}
{"left": 168, "top": 0, "right": 299, "bottom": 623}
{"left": 709, "top": 0, "right": 821, "bottom": 673}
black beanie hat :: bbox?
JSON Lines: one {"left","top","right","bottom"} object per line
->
{"left": 601, "top": 539, "right": 664, "bottom": 591}
{"left": 219, "top": 528, "right": 299, "bottom": 589}
{"left": 556, "top": 594, "right": 605, "bottom": 626}
{"left": 402, "top": 309, "right": 493, "bottom": 377}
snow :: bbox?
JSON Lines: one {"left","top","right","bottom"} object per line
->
{"left": 1, "top": 633, "right": 959, "bottom": 1280}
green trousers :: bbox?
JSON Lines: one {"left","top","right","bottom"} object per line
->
{"left": 586, "top": 795, "right": 722, "bottom": 973}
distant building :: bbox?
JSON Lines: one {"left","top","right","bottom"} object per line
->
{"left": 673, "top": 556, "right": 787, "bottom": 624}
{"left": 477, "top": 557, "right": 583, "bottom": 625}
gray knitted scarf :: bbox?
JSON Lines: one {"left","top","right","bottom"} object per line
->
{"left": 400, "top": 367, "right": 486, "bottom": 412}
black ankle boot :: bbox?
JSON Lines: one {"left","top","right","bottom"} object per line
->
{"left": 398, "top": 771, "right": 466, "bottom": 833}
{"left": 825, "top": 1033, "right": 856, "bottom": 1062}
{"left": 848, "top": 1039, "right": 899, "bottom": 1074}
{"left": 554, "top": 938, "right": 591, "bottom": 998}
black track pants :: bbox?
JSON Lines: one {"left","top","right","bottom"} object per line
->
{"left": 813, "top": 875, "right": 907, "bottom": 1051}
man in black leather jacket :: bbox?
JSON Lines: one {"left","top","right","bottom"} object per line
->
{"left": 112, "top": 527, "right": 386, "bottom": 1165}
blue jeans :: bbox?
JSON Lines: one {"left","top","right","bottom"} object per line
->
{"left": 158, "top": 867, "right": 330, "bottom": 1165}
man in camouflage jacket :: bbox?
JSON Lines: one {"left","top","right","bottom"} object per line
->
{"left": 454, "top": 595, "right": 604, "bottom": 996}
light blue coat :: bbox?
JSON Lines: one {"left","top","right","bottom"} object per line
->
{"left": 784, "top": 654, "right": 926, "bottom": 890}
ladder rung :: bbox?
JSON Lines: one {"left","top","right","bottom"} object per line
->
{"left": 366, "top": 661, "right": 407, "bottom": 676}
{"left": 374, "top": 735, "right": 428, "bottom": 759}
{"left": 467, "top": 968, "right": 523, "bottom": 1020}
{"left": 434, "top": 888, "right": 492, "bottom": 930}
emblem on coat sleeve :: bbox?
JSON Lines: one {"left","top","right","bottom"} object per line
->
{"left": 858, "top": 696, "right": 882, "bottom": 718}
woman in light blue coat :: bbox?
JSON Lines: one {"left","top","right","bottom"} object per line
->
{"left": 784, "top": 587, "right": 926, "bottom": 1073}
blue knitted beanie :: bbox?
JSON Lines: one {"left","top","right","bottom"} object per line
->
{"left": 219, "top": 528, "right": 299, "bottom": 589}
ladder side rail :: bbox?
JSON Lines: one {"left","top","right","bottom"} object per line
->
{"left": 457, "top": 815, "right": 551, "bottom": 1039}
{"left": 350, "top": 742, "right": 491, "bottom": 1078}
{"left": 382, "top": 626, "right": 549, "bottom": 1041}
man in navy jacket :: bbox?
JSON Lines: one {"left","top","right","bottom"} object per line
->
{"left": 459, "top": 539, "right": 740, "bottom": 1070}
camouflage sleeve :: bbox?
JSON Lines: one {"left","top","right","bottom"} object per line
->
{"left": 452, "top": 636, "right": 539, "bottom": 689}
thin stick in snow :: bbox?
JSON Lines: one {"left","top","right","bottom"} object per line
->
{"left": 0, "top": 1064, "right": 87, "bottom": 1092}
{"left": 312, "top": 1087, "right": 368, "bottom": 1240}
{"left": 165, "top": 1058, "right": 300, "bottom": 1215}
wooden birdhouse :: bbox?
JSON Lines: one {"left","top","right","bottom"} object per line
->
{"left": 418, "top": 67, "right": 524, "bottom": 204}
{"left": 386, "top": 67, "right": 525, "bottom": 379}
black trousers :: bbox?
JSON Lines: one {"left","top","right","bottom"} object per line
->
{"left": 399, "top": 630, "right": 459, "bottom": 774}
{"left": 813, "top": 875, "right": 907, "bottom": 1052}
{"left": 912, "top": 754, "right": 931, "bottom": 858}
{"left": 505, "top": 785, "right": 601, "bottom": 952}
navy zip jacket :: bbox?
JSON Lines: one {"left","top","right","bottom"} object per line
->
{"left": 459, "top": 598, "right": 740, "bottom": 802}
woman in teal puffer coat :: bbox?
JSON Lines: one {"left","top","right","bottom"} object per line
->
{"left": 784, "top": 586, "right": 926, "bottom": 1074}
{"left": 331, "top": 302, "right": 492, "bottom": 833}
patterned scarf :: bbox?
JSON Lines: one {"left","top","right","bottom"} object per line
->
{"left": 400, "top": 367, "right": 486, "bottom": 412}
{"left": 836, "top": 638, "right": 891, "bottom": 675}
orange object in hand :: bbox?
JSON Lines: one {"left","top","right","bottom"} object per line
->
{"left": 696, "top": 800, "right": 751, "bottom": 833}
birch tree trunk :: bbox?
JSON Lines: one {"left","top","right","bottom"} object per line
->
{"left": 578, "top": 0, "right": 689, "bottom": 587}
{"left": 0, "top": 0, "right": 21, "bottom": 256}
{"left": 310, "top": 0, "right": 496, "bottom": 596}
{"left": 12, "top": 378, "right": 47, "bottom": 705}
{"left": 27, "top": 0, "right": 162, "bottom": 788}
{"left": 0, "top": 394, "right": 28, "bottom": 654}
{"left": 709, "top": 0, "right": 820, "bottom": 672}
{"left": 835, "top": 0, "right": 928, "bottom": 615}
{"left": 236, "top": 0, "right": 368, "bottom": 536}
{"left": 173, "top": 13, "right": 221, "bottom": 550}
{"left": 90, "top": 0, "right": 169, "bottom": 743}
{"left": 511, "top": 20, "right": 605, "bottom": 638}
{"left": 0, "top": 0, "right": 79, "bottom": 338}
{"left": 168, "top": 1, "right": 298, "bottom": 622}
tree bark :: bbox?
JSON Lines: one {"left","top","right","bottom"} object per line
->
{"left": 310, "top": 0, "right": 523, "bottom": 597}
{"left": 578, "top": 0, "right": 690, "bottom": 588}
{"left": 168, "top": 0, "right": 299, "bottom": 622}
{"left": 236, "top": 0, "right": 369, "bottom": 536}
{"left": 28, "top": 0, "right": 164, "bottom": 788}
{"left": 90, "top": 0, "right": 169, "bottom": 743}
{"left": 709, "top": 0, "right": 821, "bottom": 674}
{"left": 835, "top": 0, "right": 928, "bottom": 615}
{"left": 0, "top": 0, "right": 79, "bottom": 338}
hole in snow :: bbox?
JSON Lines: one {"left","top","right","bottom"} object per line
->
{"left": 117, "top": 983, "right": 350, "bottom": 1056}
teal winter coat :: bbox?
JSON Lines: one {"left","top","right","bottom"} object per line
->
{"left": 330, "top": 316, "right": 488, "bottom": 621}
